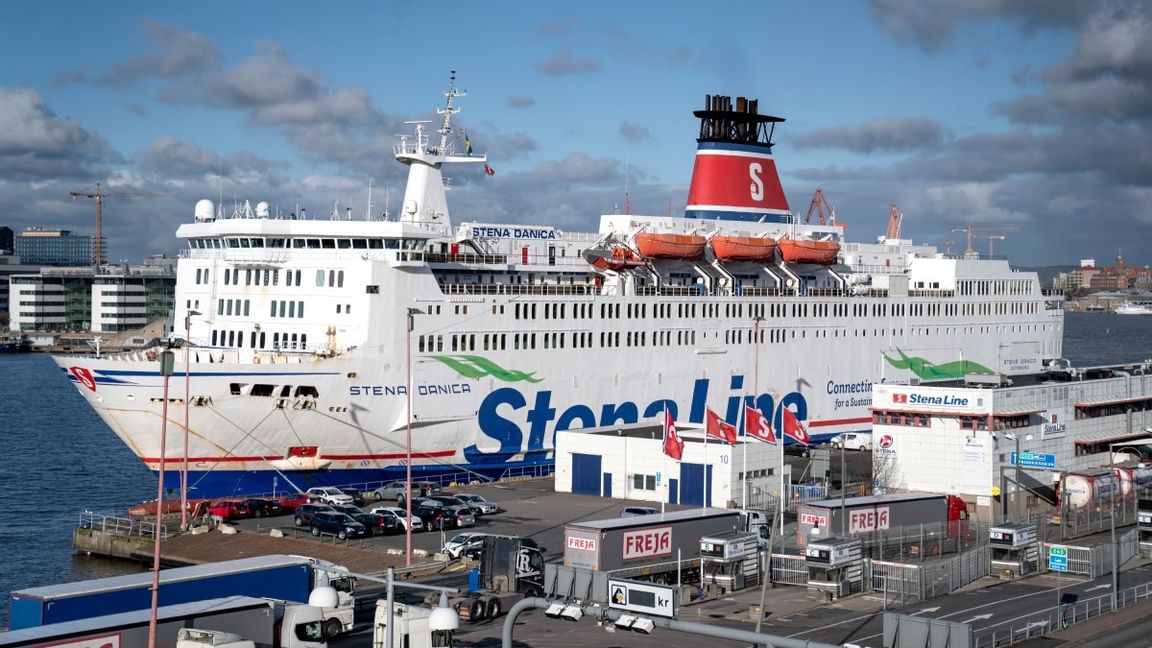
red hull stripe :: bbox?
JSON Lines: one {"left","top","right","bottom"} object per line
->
{"left": 686, "top": 153, "right": 790, "bottom": 212}
{"left": 143, "top": 449, "right": 458, "bottom": 464}
{"left": 808, "top": 417, "right": 872, "bottom": 428}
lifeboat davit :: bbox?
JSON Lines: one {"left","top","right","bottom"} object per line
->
{"left": 583, "top": 246, "right": 648, "bottom": 271}
{"left": 633, "top": 232, "right": 706, "bottom": 260}
{"left": 778, "top": 238, "right": 840, "bottom": 265}
{"left": 710, "top": 235, "right": 777, "bottom": 262}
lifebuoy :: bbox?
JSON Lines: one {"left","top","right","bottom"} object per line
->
{"left": 253, "top": 356, "right": 261, "bottom": 364}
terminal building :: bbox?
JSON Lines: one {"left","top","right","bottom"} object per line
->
{"left": 554, "top": 423, "right": 790, "bottom": 509}
{"left": 8, "top": 261, "right": 175, "bottom": 333}
{"left": 871, "top": 362, "right": 1152, "bottom": 523}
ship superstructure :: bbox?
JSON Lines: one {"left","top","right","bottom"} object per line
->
{"left": 55, "top": 76, "right": 1065, "bottom": 497}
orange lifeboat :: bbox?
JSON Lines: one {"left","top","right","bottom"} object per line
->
{"left": 584, "top": 246, "right": 648, "bottom": 271}
{"left": 778, "top": 238, "right": 840, "bottom": 264}
{"left": 710, "top": 235, "right": 777, "bottom": 262}
{"left": 633, "top": 232, "right": 706, "bottom": 260}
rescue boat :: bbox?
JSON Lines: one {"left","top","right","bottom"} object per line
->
{"left": 583, "top": 246, "right": 648, "bottom": 271}
{"left": 778, "top": 237, "right": 840, "bottom": 264}
{"left": 633, "top": 232, "right": 706, "bottom": 260}
{"left": 710, "top": 235, "right": 778, "bottom": 262}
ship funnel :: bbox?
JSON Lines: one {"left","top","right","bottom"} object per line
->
{"left": 685, "top": 95, "right": 791, "bottom": 223}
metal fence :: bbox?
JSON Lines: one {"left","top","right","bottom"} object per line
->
{"left": 769, "top": 552, "right": 808, "bottom": 586}
{"left": 78, "top": 511, "right": 167, "bottom": 539}
{"left": 786, "top": 481, "right": 870, "bottom": 512}
{"left": 788, "top": 520, "right": 989, "bottom": 563}
{"left": 869, "top": 544, "right": 989, "bottom": 605}
{"left": 1042, "top": 528, "right": 1138, "bottom": 578}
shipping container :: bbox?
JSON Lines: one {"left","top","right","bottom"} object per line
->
{"left": 8, "top": 554, "right": 348, "bottom": 631}
{"left": 795, "top": 492, "right": 968, "bottom": 547}
{"left": 563, "top": 508, "right": 742, "bottom": 575}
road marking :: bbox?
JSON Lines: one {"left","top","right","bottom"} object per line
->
{"left": 909, "top": 606, "right": 941, "bottom": 616}
{"left": 1084, "top": 584, "right": 1111, "bottom": 592}
{"left": 960, "top": 613, "right": 994, "bottom": 623}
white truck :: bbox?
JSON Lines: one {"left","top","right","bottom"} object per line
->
{"left": 372, "top": 601, "right": 456, "bottom": 648}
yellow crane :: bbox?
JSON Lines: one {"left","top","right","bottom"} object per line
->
{"left": 69, "top": 182, "right": 168, "bottom": 267}
{"left": 950, "top": 223, "right": 1017, "bottom": 259}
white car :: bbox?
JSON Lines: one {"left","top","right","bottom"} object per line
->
{"left": 369, "top": 506, "right": 423, "bottom": 532}
{"left": 829, "top": 433, "right": 872, "bottom": 451}
{"left": 441, "top": 532, "right": 489, "bottom": 559}
{"left": 454, "top": 493, "right": 500, "bottom": 515}
{"left": 306, "top": 486, "right": 354, "bottom": 506}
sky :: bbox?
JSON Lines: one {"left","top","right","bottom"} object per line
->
{"left": 1, "top": 0, "right": 1149, "bottom": 268}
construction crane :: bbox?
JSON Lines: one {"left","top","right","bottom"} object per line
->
{"left": 69, "top": 182, "right": 168, "bottom": 267}
{"left": 950, "top": 223, "right": 1018, "bottom": 259}
{"left": 985, "top": 235, "right": 1007, "bottom": 258}
{"left": 939, "top": 239, "right": 955, "bottom": 256}
{"left": 885, "top": 203, "right": 902, "bottom": 240}
{"left": 804, "top": 188, "right": 835, "bottom": 225}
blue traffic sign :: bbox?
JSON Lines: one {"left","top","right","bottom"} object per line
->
{"left": 1012, "top": 451, "right": 1056, "bottom": 469}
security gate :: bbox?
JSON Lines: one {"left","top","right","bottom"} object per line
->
{"left": 769, "top": 553, "right": 808, "bottom": 586}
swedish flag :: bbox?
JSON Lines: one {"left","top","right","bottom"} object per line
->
{"left": 464, "top": 133, "right": 473, "bottom": 155}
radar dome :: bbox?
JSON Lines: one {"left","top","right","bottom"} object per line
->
{"left": 307, "top": 586, "right": 339, "bottom": 608}
{"left": 194, "top": 199, "right": 216, "bottom": 222}
{"left": 403, "top": 199, "right": 418, "bottom": 216}
{"left": 256, "top": 201, "right": 270, "bottom": 218}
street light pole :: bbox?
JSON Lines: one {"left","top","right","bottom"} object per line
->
{"left": 148, "top": 350, "right": 175, "bottom": 648}
{"left": 405, "top": 308, "right": 416, "bottom": 567}
{"left": 748, "top": 315, "right": 764, "bottom": 509}
{"left": 181, "top": 309, "right": 199, "bottom": 532}
{"left": 1108, "top": 441, "right": 1121, "bottom": 610}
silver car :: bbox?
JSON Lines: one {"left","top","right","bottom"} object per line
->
{"left": 454, "top": 493, "right": 499, "bottom": 515}
{"left": 368, "top": 506, "right": 424, "bottom": 532}
{"left": 443, "top": 504, "right": 476, "bottom": 528}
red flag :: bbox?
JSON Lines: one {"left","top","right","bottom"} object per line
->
{"left": 484, "top": 164, "right": 496, "bottom": 176}
{"left": 705, "top": 407, "right": 737, "bottom": 445}
{"left": 781, "top": 406, "right": 811, "bottom": 444}
{"left": 744, "top": 405, "right": 776, "bottom": 444}
{"left": 662, "top": 408, "right": 684, "bottom": 461}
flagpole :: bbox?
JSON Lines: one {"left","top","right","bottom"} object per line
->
{"left": 703, "top": 427, "right": 708, "bottom": 513}
{"left": 741, "top": 407, "right": 748, "bottom": 508}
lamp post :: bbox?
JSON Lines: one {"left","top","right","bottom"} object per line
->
{"left": 404, "top": 308, "right": 422, "bottom": 567}
{"left": 148, "top": 350, "right": 175, "bottom": 648}
{"left": 748, "top": 315, "right": 764, "bottom": 509}
{"left": 1108, "top": 440, "right": 1125, "bottom": 611}
{"left": 181, "top": 309, "right": 200, "bottom": 532}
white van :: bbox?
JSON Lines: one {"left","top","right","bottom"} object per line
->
{"left": 829, "top": 432, "right": 872, "bottom": 451}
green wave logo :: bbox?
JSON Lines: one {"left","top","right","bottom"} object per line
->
{"left": 428, "top": 355, "right": 543, "bottom": 383}
{"left": 882, "top": 349, "right": 994, "bottom": 381}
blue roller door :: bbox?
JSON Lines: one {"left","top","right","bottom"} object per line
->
{"left": 572, "top": 453, "right": 602, "bottom": 496}
{"left": 678, "top": 463, "right": 713, "bottom": 507}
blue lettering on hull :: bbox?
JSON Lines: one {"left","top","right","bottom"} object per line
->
{"left": 468, "top": 375, "right": 812, "bottom": 463}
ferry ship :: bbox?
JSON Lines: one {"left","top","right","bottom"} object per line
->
{"left": 54, "top": 75, "right": 1065, "bottom": 498}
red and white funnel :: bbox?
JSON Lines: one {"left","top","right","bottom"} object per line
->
{"left": 685, "top": 95, "right": 791, "bottom": 223}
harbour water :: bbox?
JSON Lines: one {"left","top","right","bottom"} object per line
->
{"left": 0, "top": 311, "right": 1147, "bottom": 629}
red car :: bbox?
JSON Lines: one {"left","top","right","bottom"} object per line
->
{"left": 208, "top": 498, "right": 252, "bottom": 521}
{"left": 277, "top": 492, "right": 310, "bottom": 511}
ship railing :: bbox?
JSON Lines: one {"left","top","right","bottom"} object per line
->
{"left": 439, "top": 282, "right": 601, "bottom": 297}
{"left": 78, "top": 511, "right": 168, "bottom": 540}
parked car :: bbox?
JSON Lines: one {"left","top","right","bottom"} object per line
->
{"left": 309, "top": 512, "right": 367, "bottom": 540}
{"left": 413, "top": 504, "right": 454, "bottom": 531}
{"left": 208, "top": 498, "right": 252, "bottom": 522}
{"left": 277, "top": 492, "right": 310, "bottom": 511}
{"left": 430, "top": 495, "right": 481, "bottom": 516}
{"left": 341, "top": 488, "right": 366, "bottom": 506}
{"left": 783, "top": 442, "right": 814, "bottom": 458}
{"left": 306, "top": 487, "right": 354, "bottom": 506}
{"left": 294, "top": 502, "right": 336, "bottom": 526}
{"left": 442, "top": 532, "right": 489, "bottom": 559}
{"left": 330, "top": 504, "right": 364, "bottom": 518}
{"left": 454, "top": 494, "right": 500, "bottom": 515}
{"left": 443, "top": 504, "right": 476, "bottom": 528}
{"left": 242, "top": 498, "right": 284, "bottom": 518}
{"left": 368, "top": 506, "right": 424, "bottom": 532}
{"left": 371, "top": 481, "right": 442, "bottom": 502}
{"left": 353, "top": 512, "right": 399, "bottom": 536}
{"left": 829, "top": 432, "right": 872, "bottom": 451}
{"left": 619, "top": 506, "right": 660, "bottom": 517}
{"left": 461, "top": 535, "right": 543, "bottom": 560}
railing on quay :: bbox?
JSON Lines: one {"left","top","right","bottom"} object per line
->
{"left": 79, "top": 511, "right": 168, "bottom": 540}
{"left": 973, "top": 580, "right": 1152, "bottom": 647}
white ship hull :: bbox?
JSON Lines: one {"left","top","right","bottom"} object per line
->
{"left": 53, "top": 80, "right": 1065, "bottom": 498}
